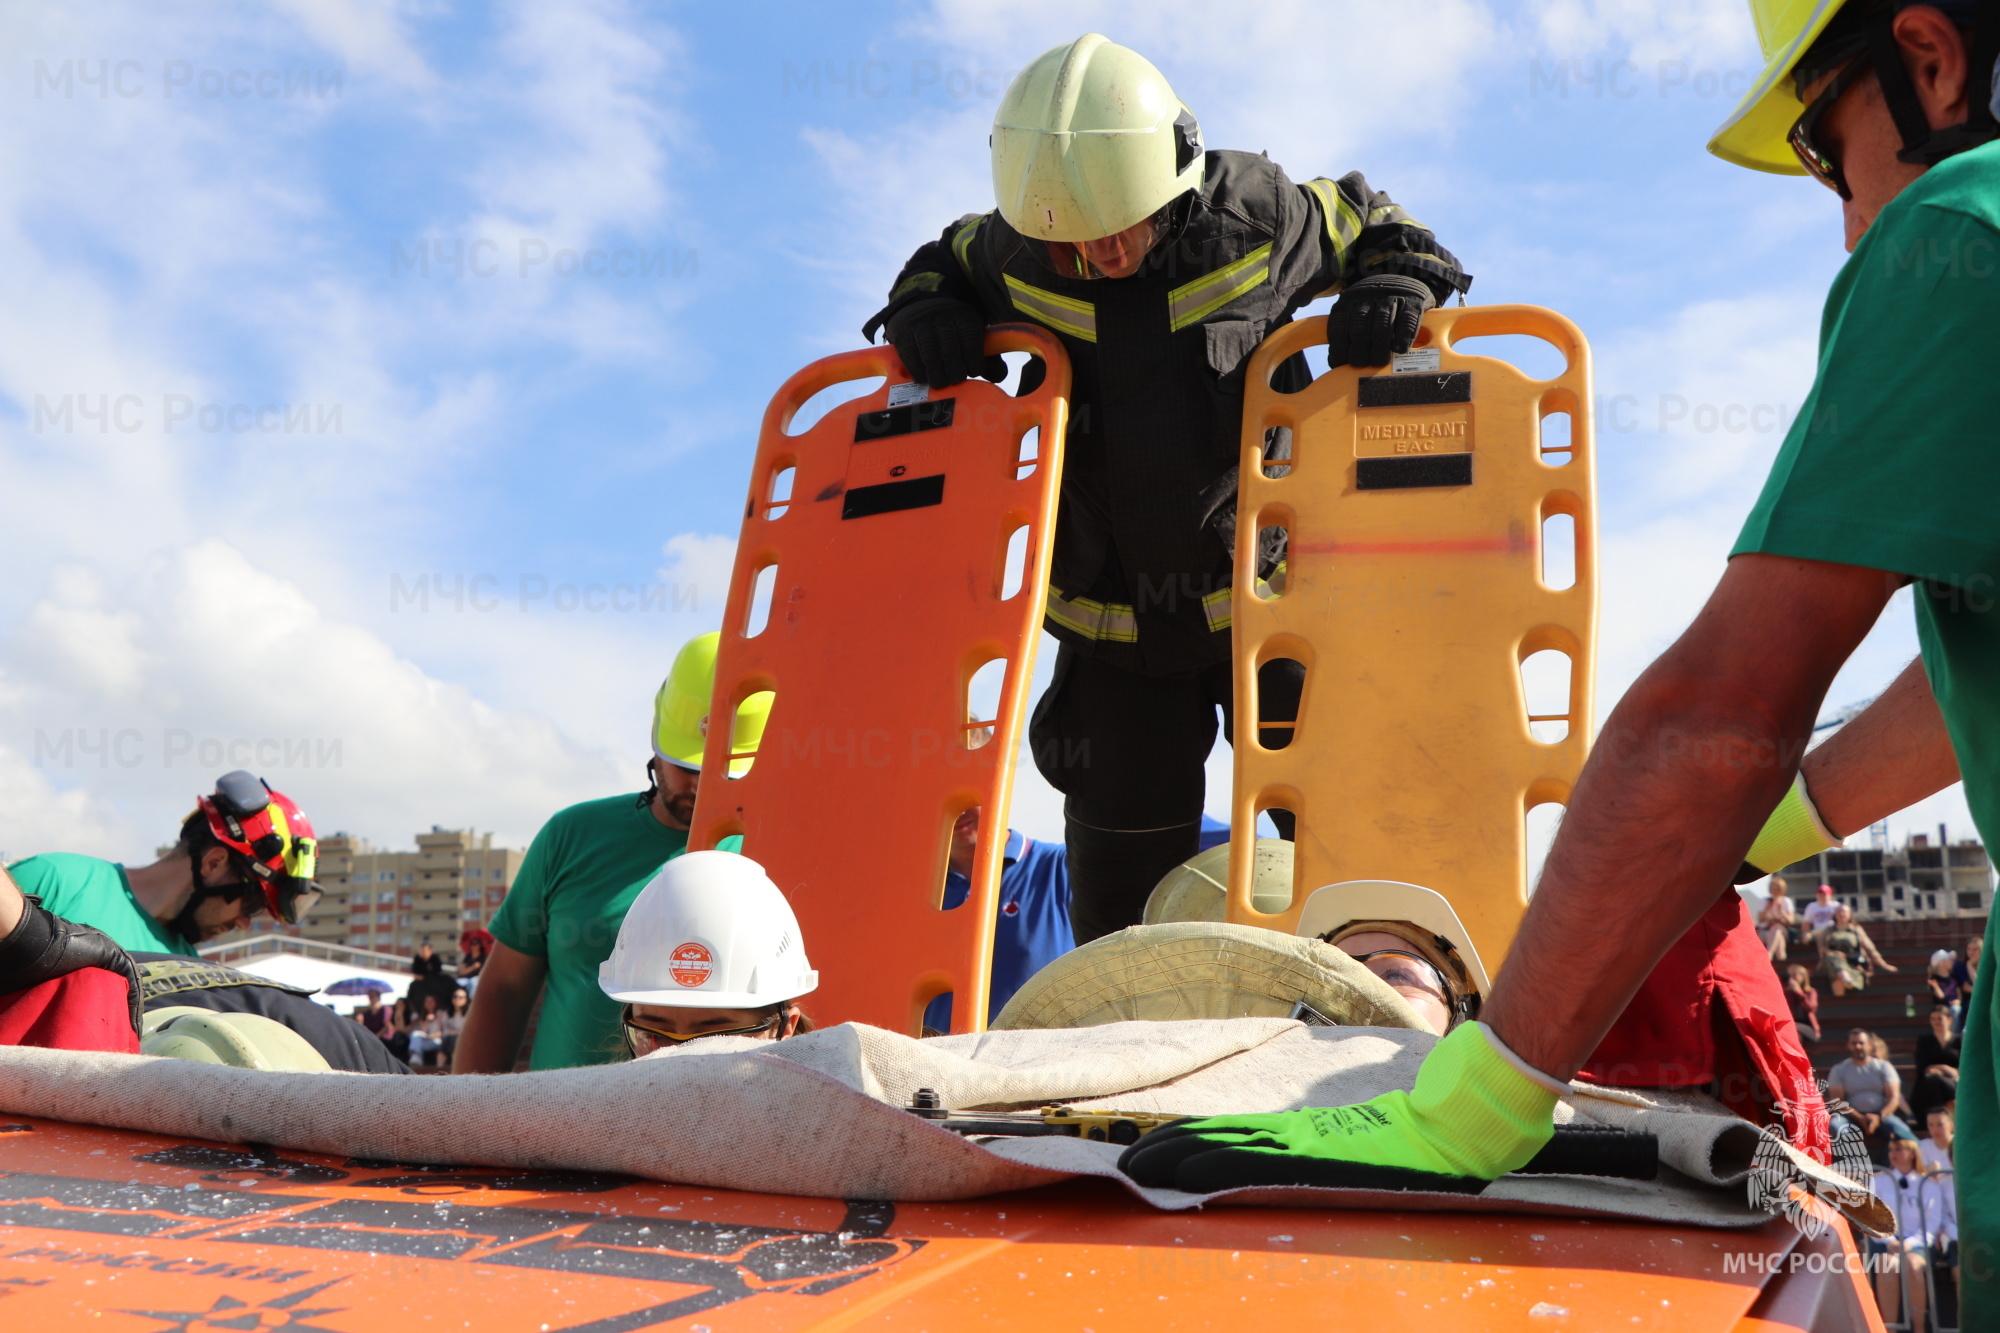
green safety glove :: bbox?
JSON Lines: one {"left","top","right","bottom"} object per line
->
{"left": 1119, "top": 1021, "right": 1563, "bottom": 1194}
{"left": 1733, "top": 773, "right": 1840, "bottom": 884}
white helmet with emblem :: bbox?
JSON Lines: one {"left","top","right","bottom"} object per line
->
{"left": 599, "top": 851, "right": 818, "bottom": 1008}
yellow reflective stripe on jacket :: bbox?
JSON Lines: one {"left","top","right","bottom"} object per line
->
{"left": 1166, "top": 243, "right": 1273, "bottom": 332}
{"left": 1201, "top": 586, "right": 1232, "bottom": 632}
{"left": 1368, "top": 201, "right": 1415, "bottom": 229}
{"left": 1004, "top": 275, "right": 1098, "bottom": 343}
{"left": 1305, "top": 178, "right": 1363, "bottom": 267}
{"left": 1046, "top": 587, "right": 1136, "bottom": 641}
{"left": 951, "top": 216, "right": 985, "bottom": 278}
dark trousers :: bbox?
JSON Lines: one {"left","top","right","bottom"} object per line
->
{"left": 1030, "top": 642, "right": 1303, "bottom": 943}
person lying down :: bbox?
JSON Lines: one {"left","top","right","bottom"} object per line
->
{"left": 997, "top": 841, "right": 1490, "bottom": 1037}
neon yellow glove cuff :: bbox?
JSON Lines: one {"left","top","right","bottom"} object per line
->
{"left": 1745, "top": 773, "right": 1839, "bottom": 874}
{"left": 1411, "top": 1022, "right": 1564, "bottom": 1178}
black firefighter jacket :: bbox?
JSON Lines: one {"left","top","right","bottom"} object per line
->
{"left": 863, "top": 150, "right": 1467, "bottom": 676}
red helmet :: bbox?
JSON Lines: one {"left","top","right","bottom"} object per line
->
{"left": 196, "top": 770, "right": 322, "bottom": 924}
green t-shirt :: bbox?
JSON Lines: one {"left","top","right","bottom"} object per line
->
{"left": 489, "top": 793, "right": 740, "bottom": 1070}
{"left": 5, "top": 852, "right": 197, "bottom": 956}
{"left": 1732, "top": 139, "right": 2000, "bottom": 1315}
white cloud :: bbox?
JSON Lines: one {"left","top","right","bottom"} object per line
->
{"left": 658, "top": 532, "right": 739, "bottom": 618}
{"left": 0, "top": 542, "right": 624, "bottom": 860}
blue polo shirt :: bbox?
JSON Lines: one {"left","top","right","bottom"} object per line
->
{"left": 923, "top": 830, "right": 1073, "bottom": 1031}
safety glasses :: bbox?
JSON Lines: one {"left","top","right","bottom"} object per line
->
{"left": 1789, "top": 55, "right": 1872, "bottom": 200}
{"left": 1349, "top": 948, "right": 1452, "bottom": 1008}
{"left": 622, "top": 1010, "right": 779, "bottom": 1056}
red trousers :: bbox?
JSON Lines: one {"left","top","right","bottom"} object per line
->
{"left": 1577, "top": 889, "right": 1829, "bottom": 1162}
{"left": 0, "top": 968, "right": 140, "bottom": 1054}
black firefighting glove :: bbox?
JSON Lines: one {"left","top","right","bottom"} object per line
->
{"left": 1325, "top": 275, "right": 1437, "bottom": 368}
{"left": 0, "top": 894, "right": 145, "bottom": 1038}
{"left": 884, "top": 298, "right": 1006, "bottom": 389}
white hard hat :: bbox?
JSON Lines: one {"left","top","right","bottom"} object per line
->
{"left": 1293, "top": 880, "right": 1493, "bottom": 998}
{"left": 599, "top": 851, "right": 818, "bottom": 1009}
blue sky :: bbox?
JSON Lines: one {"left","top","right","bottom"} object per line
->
{"left": 0, "top": 0, "right": 1970, "bottom": 873}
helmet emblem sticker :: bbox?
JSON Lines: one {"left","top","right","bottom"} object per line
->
{"left": 697, "top": 714, "right": 710, "bottom": 739}
{"left": 669, "top": 942, "right": 714, "bottom": 987}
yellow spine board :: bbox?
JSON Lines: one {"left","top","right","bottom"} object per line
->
{"left": 1226, "top": 305, "right": 1597, "bottom": 974}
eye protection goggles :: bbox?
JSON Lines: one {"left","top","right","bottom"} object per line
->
{"left": 1349, "top": 948, "right": 1453, "bottom": 1007}
{"left": 622, "top": 1009, "right": 780, "bottom": 1056}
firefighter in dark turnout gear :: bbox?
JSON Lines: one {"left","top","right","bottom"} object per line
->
{"left": 863, "top": 35, "right": 1469, "bottom": 942}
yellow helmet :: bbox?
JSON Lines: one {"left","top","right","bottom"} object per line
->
{"left": 1709, "top": 0, "right": 1853, "bottom": 172}
{"left": 652, "top": 632, "right": 772, "bottom": 775}
{"left": 991, "top": 34, "right": 1204, "bottom": 242}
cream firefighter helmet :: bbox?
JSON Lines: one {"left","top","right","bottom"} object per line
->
{"left": 1294, "top": 880, "right": 1492, "bottom": 1020}
{"left": 140, "top": 1006, "right": 332, "bottom": 1071}
{"left": 598, "top": 851, "right": 818, "bottom": 1008}
{"left": 991, "top": 33, "right": 1204, "bottom": 242}
{"left": 1143, "top": 838, "right": 1295, "bottom": 924}
{"left": 652, "top": 631, "right": 773, "bottom": 775}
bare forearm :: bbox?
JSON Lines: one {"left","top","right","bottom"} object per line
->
{"left": 1482, "top": 555, "right": 1894, "bottom": 1080}
{"left": 1803, "top": 656, "right": 1959, "bottom": 836}
{"left": 452, "top": 993, "right": 533, "bottom": 1072}
{"left": 451, "top": 945, "right": 545, "bottom": 1073}
{"left": 1484, "top": 681, "right": 1800, "bottom": 1077}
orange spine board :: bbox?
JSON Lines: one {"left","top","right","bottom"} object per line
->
{"left": 1226, "top": 305, "right": 1597, "bottom": 975}
{"left": 692, "top": 326, "right": 1069, "bottom": 1035}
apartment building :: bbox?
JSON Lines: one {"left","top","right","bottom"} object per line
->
{"left": 1777, "top": 829, "right": 1993, "bottom": 923}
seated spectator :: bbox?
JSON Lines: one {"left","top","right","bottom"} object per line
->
{"left": 1801, "top": 882, "right": 1840, "bottom": 943}
{"left": 1757, "top": 880, "right": 1796, "bottom": 962}
{"left": 383, "top": 997, "right": 412, "bottom": 1065}
{"left": 1827, "top": 1027, "right": 1914, "bottom": 1145}
{"left": 1783, "top": 963, "right": 1821, "bottom": 1042}
{"left": 1870, "top": 1133, "right": 1939, "bottom": 1333}
{"left": 1912, "top": 1003, "right": 1962, "bottom": 1125}
{"left": 412, "top": 940, "right": 443, "bottom": 978}
{"left": 440, "top": 987, "right": 470, "bottom": 1064}
{"left": 408, "top": 940, "right": 458, "bottom": 1012}
{"left": 922, "top": 809, "right": 1072, "bottom": 1034}
{"left": 457, "top": 928, "right": 491, "bottom": 999}
{"left": 406, "top": 993, "right": 447, "bottom": 1068}
{"left": 1817, "top": 904, "right": 1894, "bottom": 996}
{"left": 1922, "top": 1106, "right": 1955, "bottom": 1174}
{"left": 356, "top": 989, "right": 389, "bottom": 1038}
{"left": 597, "top": 852, "right": 816, "bottom": 1059}
{"left": 0, "top": 862, "right": 141, "bottom": 1054}
{"left": 1927, "top": 948, "right": 1962, "bottom": 1022}
{"left": 1950, "top": 937, "right": 1980, "bottom": 1034}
